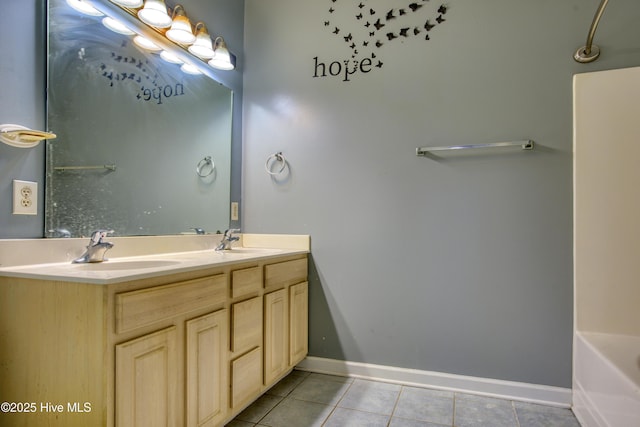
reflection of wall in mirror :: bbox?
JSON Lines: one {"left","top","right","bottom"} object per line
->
{"left": 46, "top": 0, "right": 233, "bottom": 237}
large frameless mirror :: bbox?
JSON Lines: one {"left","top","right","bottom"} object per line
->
{"left": 46, "top": 0, "right": 233, "bottom": 237}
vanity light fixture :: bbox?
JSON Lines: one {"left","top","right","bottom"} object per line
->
{"left": 209, "top": 37, "right": 236, "bottom": 70}
{"left": 165, "top": 5, "right": 196, "bottom": 45}
{"left": 188, "top": 22, "right": 215, "bottom": 59}
{"left": 110, "top": 0, "right": 143, "bottom": 7}
{"left": 102, "top": 16, "right": 136, "bottom": 35}
{"left": 133, "top": 35, "right": 162, "bottom": 51}
{"left": 66, "top": 0, "right": 103, "bottom": 16}
{"left": 137, "top": 0, "right": 172, "bottom": 28}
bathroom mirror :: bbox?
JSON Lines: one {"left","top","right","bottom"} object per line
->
{"left": 45, "top": 0, "right": 233, "bottom": 237}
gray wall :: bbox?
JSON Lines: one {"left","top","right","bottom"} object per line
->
{"left": 242, "top": 0, "right": 640, "bottom": 387}
{"left": 0, "top": 0, "right": 46, "bottom": 238}
{"left": 0, "top": 0, "right": 244, "bottom": 238}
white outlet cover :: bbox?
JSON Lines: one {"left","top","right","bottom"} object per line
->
{"left": 13, "top": 180, "right": 37, "bottom": 215}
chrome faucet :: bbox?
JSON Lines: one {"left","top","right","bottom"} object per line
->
{"left": 215, "top": 228, "right": 240, "bottom": 251}
{"left": 73, "top": 230, "right": 114, "bottom": 263}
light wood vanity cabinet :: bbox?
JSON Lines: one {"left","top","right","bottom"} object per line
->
{"left": 114, "top": 274, "right": 228, "bottom": 427}
{"left": 0, "top": 253, "right": 307, "bottom": 427}
{"left": 264, "top": 258, "right": 309, "bottom": 376}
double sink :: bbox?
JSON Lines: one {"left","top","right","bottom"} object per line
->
{"left": 0, "top": 234, "right": 310, "bottom": 285}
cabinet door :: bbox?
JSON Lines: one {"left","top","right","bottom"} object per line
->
{"left": 116, "top": 327, "right": 179, "bottom": 427}
{"left": 264, "top": 288, "right": 288, "bottom": 385}
{"left": 289, "top": 282, "right": 309, "bottom": 366}
{"left": 186, "top": 309, "right": 229, "bottom": 427}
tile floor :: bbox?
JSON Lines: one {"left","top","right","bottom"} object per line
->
{"left": 227, "top": 370, "right": 581, "bottom": 427}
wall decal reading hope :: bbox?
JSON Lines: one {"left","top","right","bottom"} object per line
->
{"left": 313, "top": 0, "right": 452, "bottom": 82}
{"left": 97, "top": 40, "right": 186, "bottom": 104}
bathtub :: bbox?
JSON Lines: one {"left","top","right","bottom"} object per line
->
{"left": 573, "top": 332, "right": 640, "bottom": 427}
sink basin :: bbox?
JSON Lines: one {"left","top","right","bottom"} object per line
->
{"left": 74, "top": 260, "right": 181, "bottom": 271}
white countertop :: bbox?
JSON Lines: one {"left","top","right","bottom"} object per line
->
{"left": 0, "top": 234, "right": 309, "bottom": 285}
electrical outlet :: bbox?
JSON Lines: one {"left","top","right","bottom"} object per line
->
{"left": 231, "top": 202, "right": 239, "bottom": 221}
{"left": 13, "top": 180, "right": 37, "bottom": 215}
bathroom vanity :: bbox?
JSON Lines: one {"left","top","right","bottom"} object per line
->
{"left": 0, "top": 235, "right": 309, "bottom": 427}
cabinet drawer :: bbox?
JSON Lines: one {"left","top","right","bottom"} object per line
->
{"left": 231, "top": 296, "right": 262, "bottom": 353}
{"left": 116, "top": 274, "right": 227, "bottom": 334}
{"left": 264, "top": 258, "right": 308, "bottom": 288}
{"left": 231, "top": 266, "right": 261, "bottom": 299}
{"left": 231, "top": 347, "right": 262, "bottom": 409}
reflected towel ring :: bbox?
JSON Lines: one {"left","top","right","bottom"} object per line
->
{"left": 196, "top": 156, "right": 215, "bottom": 177}
{"left": 265, "top": 152, "right": 287, "bottom": 175}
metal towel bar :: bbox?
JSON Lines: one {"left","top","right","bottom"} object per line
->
{"left": 416, "top": 140, "right": 534, "bottom": 156}
{"left": 54, "top": 164, "right": 117, "bottom": 172}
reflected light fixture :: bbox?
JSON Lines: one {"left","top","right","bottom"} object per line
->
{"left": 133, "top": 35, "right": 162, "bottom": 51}
{"left": 102, "top": 16, "right": 135, "bottom": 35}
{"left": 180, "top": 63, "right": 201, "bottom": 75}
{"left": 66, "top": 0, "right": 103, "bottom": 16}
{"left": 209, "top": 37, "right": 236, "bottom": 70}
{"left": 166, "top": 5, "right": 196, "bottom": 45}
{"left": 66, "top": 0, "right": 236, "bottom": 76}
{"left": 188, "top": 22, "right": 215, "bottom": 59}
{"left": 160, "top": 50, "right": 183, "bottom": 64}
{"left": 110, "top": 0, "right": 143, "bottom": 7}
{"left": 137, "top": 0, "right": 172, "bottom": 28}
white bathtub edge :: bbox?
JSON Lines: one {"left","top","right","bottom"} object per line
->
{"left": 573, "top": 379, "right": 608, "bottom": 427}
{"left": 573, "top": 331, "right": 640, "bottom": 427}
{"left": 296, "top": 356, "right": 572, "bottom": 407}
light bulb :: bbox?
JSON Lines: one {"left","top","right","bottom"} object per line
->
{"left": 137, "top": 0, "right": 172, "bottom": 28}
{"left": 187, "top": 22, "right": 214, "bottom": 59}
{"left": 66, "top": 0, "right": 103, "bottom": 16}
{"left": 160, "top": 50, "right": 183, "bottom": 64}
{"left": 166, "top": 5, "right": 196, "bottom": 45}
{"left": 102, "top": 17, "right": 135, "bottom": 35}
{"left": 181, "top": 63, "right": 201, "bottom": 75}
{"left": 111, "top": 0, "right": 143, "bottom": 7}
{"left": 133, "top": 35, "right": 162, "bottom": 51}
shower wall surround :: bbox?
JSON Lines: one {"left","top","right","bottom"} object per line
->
{"left": 242, "top": 0, "right": 640, "bottom": 394}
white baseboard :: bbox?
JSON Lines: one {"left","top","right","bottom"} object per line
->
{"left": 296, "top": 356, "right": 572, "bottom": 408}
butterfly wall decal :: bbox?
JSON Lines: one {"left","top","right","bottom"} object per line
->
{"left": 320, "top": 0, "right": 453, "bottom": 75}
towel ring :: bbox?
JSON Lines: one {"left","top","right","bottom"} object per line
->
{"left": 265, "top": 152, "right": 287, "bottom": 175}
{"left": 196, "top": 156, "right": 215, "bottom": 177}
